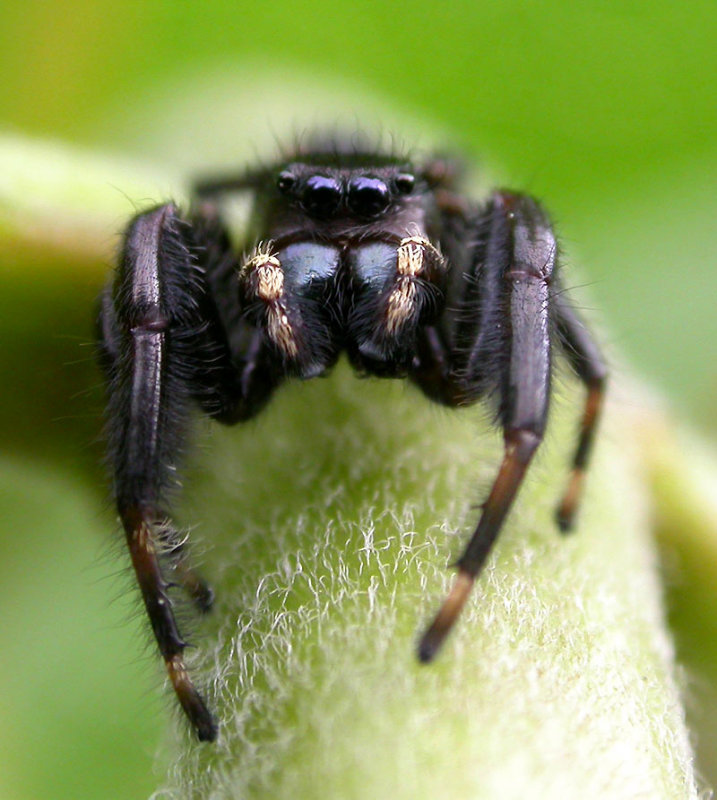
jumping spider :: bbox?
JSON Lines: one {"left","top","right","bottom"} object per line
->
{"left": 98, "top": 137, "right": 606, "bottom": 742}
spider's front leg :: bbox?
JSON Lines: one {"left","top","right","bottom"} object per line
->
{"left": 417, "top": 192, "right": 557, "bottom": 661}
{"left": 99, "top": 203, "right": 276, "bottom": 741}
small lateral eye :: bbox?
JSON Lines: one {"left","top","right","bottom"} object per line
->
{"left": 302, "top": 175, "right": 342, "bottom": 217}
{"left": 347, "top": 177, "right": 390, "bottom": 217}
{"left": 277, "top": 171, "right": 296, "bottom": 193}
{"left": 395, "top": 173, "right": 415, "bottom": 194}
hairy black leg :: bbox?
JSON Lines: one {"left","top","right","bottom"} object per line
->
{"left": 99, "top": 203, "right": 283, "bottom": 741}
{"left": 100, "top": 217, "right": 223, "bottom": 616}
{"left": 418, "top": 192, "right": 555, "bottom": 662}
{"left": 100, "top": 204, "right": 221, "bottom": 740}
{"left": 553, "top": 290, "right": 607, "bottom": 531}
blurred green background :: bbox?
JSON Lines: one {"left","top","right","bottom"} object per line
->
{"left": 1, "top": 1, "right": 716, "bottom": 797}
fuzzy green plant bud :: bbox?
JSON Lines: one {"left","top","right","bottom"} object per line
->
{"left": 152, "top": 367, "right": 699, "bottom": 799}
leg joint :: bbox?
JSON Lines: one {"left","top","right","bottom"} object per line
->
{"left": 505, "top": 428, "right": 542, "bottom": 462}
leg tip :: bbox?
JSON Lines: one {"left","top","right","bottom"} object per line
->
{"left": 417, "top": 633, "right": 440, "bottom": 664}
{"left": 417, "top": 570, "right": 475, "bottom": 664}
{"left": 193, "top": 581, "right": 215, "bottom": 614}
{"left": 555, "top": 508, "right": 576, "bottom": 535}
{"left": 168, "top": 654, "right": 219, "bottom": 743}
{"left": 187, "top": 698, "right": 219, "bottom": 743}
{"left": 557, "top": 469, "right": 583, "bottom": 534}
{"left": 196, "top": 716, "right": 219, "bottom": 742}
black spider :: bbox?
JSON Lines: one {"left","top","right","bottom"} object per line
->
{"left": 97, "top": 136, "right": 606, "bottom": 742}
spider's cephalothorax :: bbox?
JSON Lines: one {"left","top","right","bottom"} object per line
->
{"left": 98, "top": 139, "right": 606, "bottom": 742}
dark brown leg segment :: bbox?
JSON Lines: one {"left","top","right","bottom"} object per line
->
{"left": 553, "top": 292, "right": 608, "bottom": 531}
{"left": 123, "top": 507, "right": 217, "bottom": 741}
{"left": 418, "top": 429, "right": 540, "bottom": 661}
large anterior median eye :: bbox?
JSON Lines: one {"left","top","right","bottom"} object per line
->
{"left": 347, "top": 177, "right": 390, "bottom": 217}
{"left": 302, "top": 175, "right": 342, "bottom": 217}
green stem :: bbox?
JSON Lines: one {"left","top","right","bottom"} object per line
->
{"left": 155, "top": 368, "right": 698, "bottom": 799}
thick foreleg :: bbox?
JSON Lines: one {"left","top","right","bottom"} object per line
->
{"left": 418, "top": 192, "right": 555, "bottom": 661}
{"left": 100, "top": 203, "right": 280, "bottom": 740}
{"left": 100, "top": 204, "right": 222, "bottom": 739}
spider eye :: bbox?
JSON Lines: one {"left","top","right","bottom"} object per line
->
{"left": 277, "top": 171, "right": 296, "bottom": 194}
{"left": 347, "top": 177, "right": 390, "bottom": 217}
{"left": 302, "top": 175, "right": 342, "bottom": 217}
{"left": 395, "top": 173, "right": 415, "bottom": 194}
